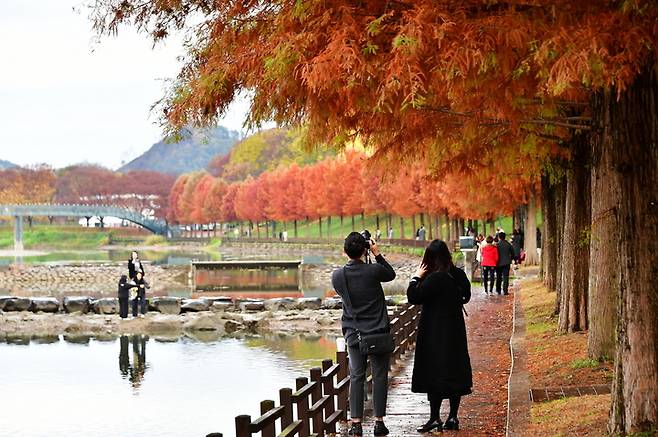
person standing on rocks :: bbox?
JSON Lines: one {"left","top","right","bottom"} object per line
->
{"left": 331, "top": 232, "right": 396, "bottom": 437}
{"left": 132, "top": 271, "right": 147, "bottom": 317}
{"left": 407, "top": 239, "right": 472, "bottom": 432}
{"left": 118, "top": 275, "right": 130, "bottom": 319}
{"left": 128, "top": 251, "right": 144, "bottom": 281}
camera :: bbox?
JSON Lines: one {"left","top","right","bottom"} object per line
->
{"left": 361, "top": 230, "right": 372, "bottom": 249}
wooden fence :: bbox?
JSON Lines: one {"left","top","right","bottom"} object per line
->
{"left": 207, "top": 304, "right": 421, "bottom": 437}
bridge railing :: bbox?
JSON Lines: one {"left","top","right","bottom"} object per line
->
{"left": 0, "top": 203, "right": 175, "bottom": 236}
{"left": 208, "top": 304, "right": 420, "bottom": 437}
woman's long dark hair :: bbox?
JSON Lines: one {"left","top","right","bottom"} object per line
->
{"left": 420, "top": 239, "right": 455, "bottom": 280}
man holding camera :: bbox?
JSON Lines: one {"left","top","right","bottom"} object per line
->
{"left": 331, "top": 231, "right": 396, "bottom": 436}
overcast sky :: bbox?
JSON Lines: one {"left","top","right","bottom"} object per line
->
{"left": 0, "top": 1, "right": 250, "bottom": 170}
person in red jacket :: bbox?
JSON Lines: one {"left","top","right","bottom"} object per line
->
{"left": 480, "top": 236, "right": 499, "bottom": 294}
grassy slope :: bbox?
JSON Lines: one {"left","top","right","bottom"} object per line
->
{"left": 266, "top": 215, "right": 517, "bottom": 240}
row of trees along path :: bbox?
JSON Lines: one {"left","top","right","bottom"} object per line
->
{"left": 92, "top": 1, "right": 658, "bottom": 433}
{"left": 167, "top": 150, "right": 538, "bottom": 260}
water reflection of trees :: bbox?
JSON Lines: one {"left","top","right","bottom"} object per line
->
{"left": 119, "top": 335, "right": 149, "bottom": 392}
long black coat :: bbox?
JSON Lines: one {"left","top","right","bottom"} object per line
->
{"left": 407, "top": 266, "right": 472, "bottom": 396}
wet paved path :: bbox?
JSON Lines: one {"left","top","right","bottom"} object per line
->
{"left": 349, "top": 285, "right": 514, "bottom": 436}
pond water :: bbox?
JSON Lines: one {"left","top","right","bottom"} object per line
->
{"left": 0, "top": 333, "right": 340, "bottom": 437}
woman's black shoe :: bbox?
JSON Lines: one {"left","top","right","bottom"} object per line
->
{"left": 416, "top": 419, "right": 442, "bottom": 433}
{"left": 348, "top": 422, "right": 363, "bottom": 436}
{"left": 373, "top": 421, "right": 389, "bottom": 436}
{"left": 443, "top": 417, "right": 459, "bottom": 430}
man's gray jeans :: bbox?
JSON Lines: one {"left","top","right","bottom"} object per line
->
{"left": 348, "top": 343, "right": 390, "bottom": 418}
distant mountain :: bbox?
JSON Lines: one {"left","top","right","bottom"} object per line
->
{"left": 119, "top": 126, "right": 241, "bottom": 175}
{"left": 0, "top": 159, "right": 17, "bottom": 169}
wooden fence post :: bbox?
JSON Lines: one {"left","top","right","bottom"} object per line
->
{"left": 310, "top": 367, "right": 324, "bottom": 436}
{"left": 235, "top": 415, "right": 251, "bottom": 437}
{"left": 296, "top": 376, "right": 311, "bottom": 437}
{"left": 337, "top": 351, "right": 349, "bottom": 421}
{"left": 280, "top": 387, "right": 293, "bottom": 430}
{"left": 260, "top": 400, "right": 276, "bottom": 437}
{"left": 321, "top": 359, "right": 338, "bottom": 433}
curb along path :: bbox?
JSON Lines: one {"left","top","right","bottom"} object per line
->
{"left": 355, "top": 285, "right": 514, "bottom": 436}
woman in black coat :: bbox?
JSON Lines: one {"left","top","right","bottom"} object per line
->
{"left": 407, "top": 239, "right": 472, "bottom": 432}
{"left": 118, "top": 275, "right": 130, "bottom": 319}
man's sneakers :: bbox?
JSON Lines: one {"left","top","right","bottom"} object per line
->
{"left": 348, "top": 422, "right": 362, "bottom": 436}
{"left": 373, "top": 421, "right": 389, "bottom": 436}
{"left": 348, "top": 420, "right": 389, "bottom": 436}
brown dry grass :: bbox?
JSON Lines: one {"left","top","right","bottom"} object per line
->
{"left": 519, "top": 279, "right": 612, "bottom": 437}
{"left": 526, "top": 394, "right": 610, "bottom": 437}
{"left": 520, "top": 279, "right": 613, "bottom": 387}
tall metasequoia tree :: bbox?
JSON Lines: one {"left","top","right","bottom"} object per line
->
{"left": 599, "top": 64, "right": 658, "bottom": 435}
{"left": 92, "top": 1, "right": 658, "bottom": 432}
{"left": 587, "top": 90, "right": 622, "bottom": 362}
{"left": 523, "top": 195, "right": 539, "bottom": 266}
{"left": 540, "top": 174, "right": 558, "bottom": 291}
{"left": 557, "top": 134, "right": 591, "bottom": 333}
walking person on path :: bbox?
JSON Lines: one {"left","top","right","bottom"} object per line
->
{"left": 495, "top": 232, "right": 515, "bottom": 295}
{"left": 407, "top": 239, "right": 472, "bottom": 433}
{"left": 480, "top": 236, "right": 499, "bottom": 295}
{"left": 511, "top": 229, "right": 522, "bottom": 266}
{"left": 331, "top": 232, "right": 396, "bottom": 437}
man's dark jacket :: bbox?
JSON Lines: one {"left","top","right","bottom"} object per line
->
{"left": 331, "top": 255, "right": 396, "bottom": 345}
{"left": 496, "top": 239, "right": 515, "bottom": 266}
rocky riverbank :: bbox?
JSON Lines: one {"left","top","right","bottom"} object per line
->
{"left": 0, "top": 295, "right": 407, "bottom": 338}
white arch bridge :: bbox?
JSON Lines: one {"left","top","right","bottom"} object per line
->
{"left": 1, "top": 204, "right": 178, "bottom": 251}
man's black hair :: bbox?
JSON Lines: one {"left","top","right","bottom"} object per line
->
{"left": 344, "top": 232, "right": 367, "bottom": 259}
{"left": 499, "top": 232, "right": 507, "bottom": 240}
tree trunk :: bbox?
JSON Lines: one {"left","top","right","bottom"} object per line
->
{"left": 318, "top": 217, "right": 322, "bottom": 239}
{"left": 294, "top": 219, "right": 298, "bottom": 238}
{"left": 327, "top": 216, "right": 332, "bottom": 239}
{"left": 588, "top": 98, "right": 621, "bottom": 361}
{"left": 553, "top": 177, "right": 567, "bottom": 316}
{"left": 428, "top": 215, "right": 434, "bottom": 240}
{"left": 434, "top": 215, "right": 440, "bottom": 240}
{"left": 541, "top": 174, "right": 559, "bottom": 291}
{"left": 412, "top": 215, "right": 417, "bottom": 239}
{"left": 488, "top": 219, "right": 495, "bottom": 236}
{"left": 361, "top": 212, "right": 365, "bottom": 230}
{"left": 524, "top": 195, "right": 539, "bottom": 266}
{"left": 557, "top": 132, "right": 591, "bottom": 333}
{"left": 399, "top": 216, "right": 405, "bottom": 239}
{"left": 375, "top": 215, "right": 380, "bottom": 231}
{"left": 351, "top": 215, "right": 355, "bottom": 232}
{"left": 595, "top": 63, "right": 658, "bottom": 435}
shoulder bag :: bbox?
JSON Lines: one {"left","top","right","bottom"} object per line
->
{"left": 341, "top": 267, "right": 394, "bottom": 355}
